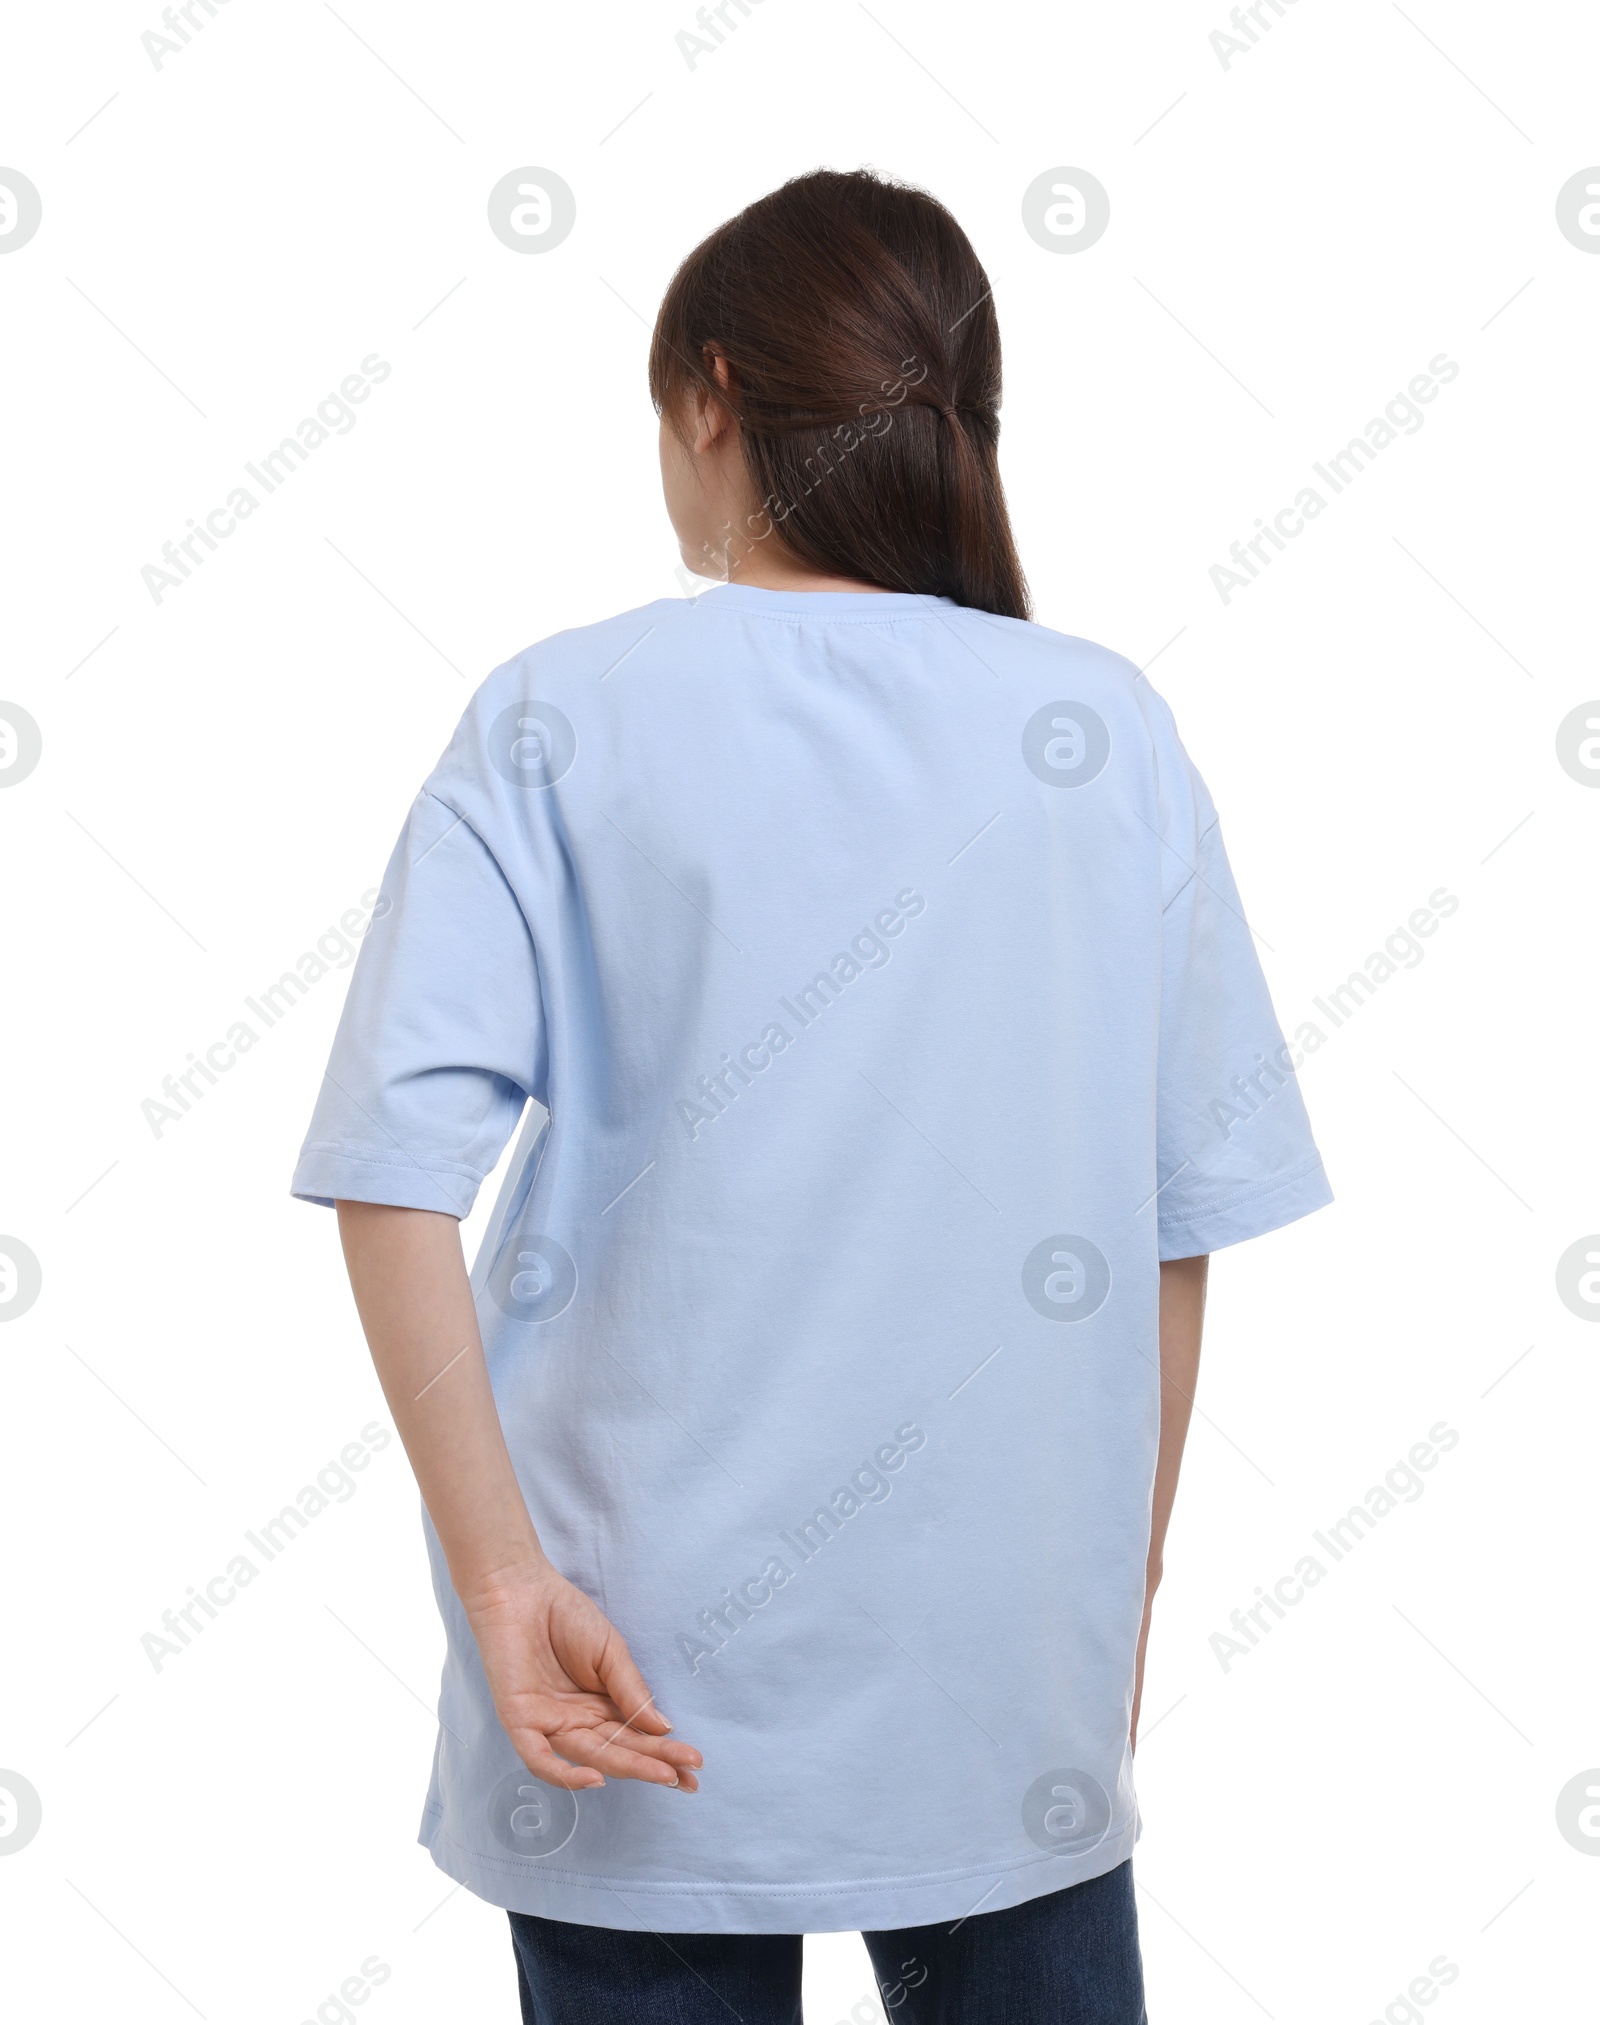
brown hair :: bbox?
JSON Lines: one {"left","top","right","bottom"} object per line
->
{"left": 649, "top": 169, "right": 1031, "bottom": 621}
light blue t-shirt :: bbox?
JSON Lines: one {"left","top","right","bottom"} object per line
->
{"left": 292, "top": 582, "right": 1331, "bottom": 1934}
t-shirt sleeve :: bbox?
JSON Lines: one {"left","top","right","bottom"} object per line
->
{"left": 1146, "top": 688, "right": 1333, "bottom": 1259}
{"left": 290, "top": 790, "right": 546, "bottom": 1217}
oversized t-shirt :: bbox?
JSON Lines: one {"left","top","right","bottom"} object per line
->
{"left": 292, "top": 582, "right": 1331, "bottom": 1934}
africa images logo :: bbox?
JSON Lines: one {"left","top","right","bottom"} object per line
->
{"left": 1020, "top": 1767, "right": 1113, "bottom": 1857}
{"left": 676, "top": 888, "right": 926, "bottom": 1140}
{"left": 487, "top": 1232, "right": 578, "bottom": 1324}
{"left": 487, "top": 700, "right": 578, "bottom": 790}
{"left": 1021, "top": 702, "right": 1111, "bottom": 788}
{"left": 487, "top": 1768, "right": 579, "bottom": 1859}
{"left": 1021, "top": 1235, "right": 1112, "bottom": 1323}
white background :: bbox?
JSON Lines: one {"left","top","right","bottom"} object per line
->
{"left": 2, "top": 0, "right": 1597, "bottom": 2019}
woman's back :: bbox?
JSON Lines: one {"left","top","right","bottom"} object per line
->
{"left": 293, "top": 580, "right": 1329, "bottom": 1931}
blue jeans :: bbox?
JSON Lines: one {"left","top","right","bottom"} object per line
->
{"left": 508, "top": 1860, "right": 1147, "bottom": 2024}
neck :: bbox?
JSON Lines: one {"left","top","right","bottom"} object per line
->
{"left": 689, "top": 536, "right": 889, "bottom": 596}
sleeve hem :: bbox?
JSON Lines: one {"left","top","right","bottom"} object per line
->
{"left": 1157, "top": 1156, "right": 1333, "bottom": 1259}
{"left": 290, "top": 1146, "right": 481, "bottom": 1218}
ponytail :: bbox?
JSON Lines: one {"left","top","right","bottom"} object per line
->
{"left": 649, "top": 169, "right": 1032, "bottom": 621}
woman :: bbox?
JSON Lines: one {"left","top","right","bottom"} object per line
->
{"left": 293, "top": 168, "right": 1331, "bottom": 2024}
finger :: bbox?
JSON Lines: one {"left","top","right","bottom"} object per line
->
{"left": 552, "top": 1725, "right": 702, "bottom": 1788}
{"left": 592, "top": 1629, "right": 674, "bottom": 1736}
{"left": 502, "top": 1686, "right": 681, "bottom": 1754}
{"left": 558, "top": 1729, "right": 690, "bottom": 1784}
{"left": 588, "top": 1725, "right": 703, "bottom": 1775}
{"left": 508, "top": 1729, "right": 605, "bottom": 1792}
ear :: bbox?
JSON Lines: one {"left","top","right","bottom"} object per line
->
{"left": 693, "top": 349, "right": 739, "bottom": 453}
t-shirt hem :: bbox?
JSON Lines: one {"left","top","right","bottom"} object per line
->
{"left": 290, "top": 1144, "right": 480, "bottom": 1218}
{"left": 417, "top": 1809, "right": 1141, "bottom": 1935}
{"left": 1157, "top": 1155, "right": 1333, "bottom": 1259}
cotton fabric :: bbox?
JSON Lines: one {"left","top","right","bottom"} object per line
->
{"left": 292, "top": 582, "right": 1331, "bottom": 1932}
